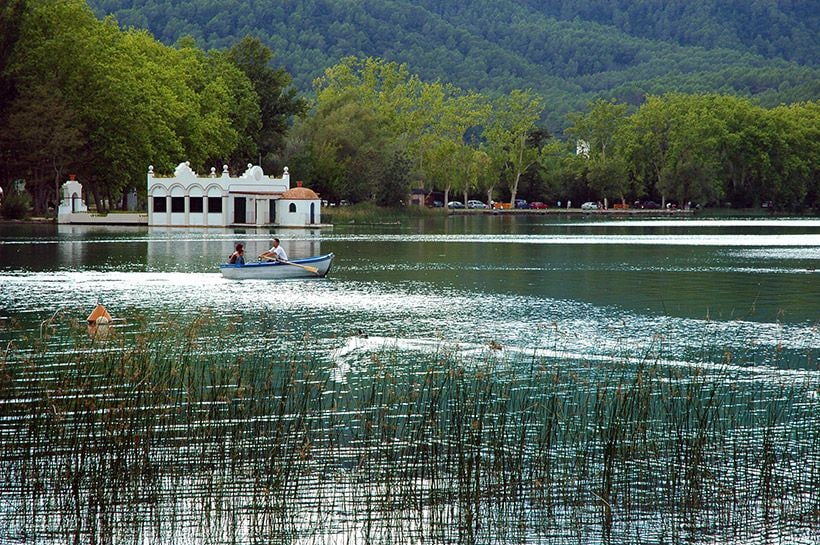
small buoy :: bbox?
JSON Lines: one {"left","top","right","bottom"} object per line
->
{"left": 87, "top": 303, "right": 112, "bottom": 324}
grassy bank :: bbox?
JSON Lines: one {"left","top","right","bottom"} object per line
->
{"left": 322, "top": 202, "right": 443, "bottom": 224}
{"left": 0, "top": 315, "right": 817, "bottom": 544}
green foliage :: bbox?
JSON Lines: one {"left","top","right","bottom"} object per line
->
{"left": 376, "top": 149, "right": 413, "bottom": 207}
{"left": 484, "top": 89, "right": 546, "bottom": 205}
{"left": 225, "top": 36, "right": 307, "bottom": 172}
{"left": 0, "top": 0, "right": 305, "bottom": 213}
{"left": 0, "top": 190, "right": 31, "bottom": 219}
{"left": 1, "top": 2, "right": 817, "bottom": 214}
{"left": 613, "top": 93, "right": 820, "bottom": 210}
{"left": 86, "top": 0, "right": 820, "bottom": 133}
{"left": 565, "top": 99, "right": 630, "bottom": 201}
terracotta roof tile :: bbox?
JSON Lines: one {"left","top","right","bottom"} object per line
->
{"left": 281, "top": 187, "right": 320, "bottom": 200}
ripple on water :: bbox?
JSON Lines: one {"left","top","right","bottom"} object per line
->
{"left": 1, "top": 271, "right": 817, "bottom": 374}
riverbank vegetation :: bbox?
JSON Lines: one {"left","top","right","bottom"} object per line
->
{"left": 1, "top": 313, "right": 817, "bottom": 543}
{"left": 322, "top": 201, "right": 439, "bottom": 225}
{"left": 0, "top": 1, "right": 817, "bottom": 218}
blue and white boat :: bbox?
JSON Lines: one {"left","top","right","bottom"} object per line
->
{"left": 220, "top": 253, "right": 335, "bottom": 280}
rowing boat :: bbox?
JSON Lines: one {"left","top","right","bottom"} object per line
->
{"left": 219, "top": 253, "right": 335, "bottom": 280}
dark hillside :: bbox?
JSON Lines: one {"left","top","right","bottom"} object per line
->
{"left": 511, "top": 0, "right": 818, "bottom": 65}
{"left": 88, "top": 0, "right": 820, "bottom": 130}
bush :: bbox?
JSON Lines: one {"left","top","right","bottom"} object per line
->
{"left": 0, "top": 191, "right": 32, "bottom": 220}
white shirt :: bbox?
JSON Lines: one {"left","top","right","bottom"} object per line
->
{"left": 271, "top": 245, "right": 288, "bottom": 261}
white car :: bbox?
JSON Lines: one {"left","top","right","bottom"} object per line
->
{"left": 581, "top": 201, "right": 598, "bottom": 210}
{"left": 467, "top": 200, "right": 488, "bottom": 209}
{"left": 447, "top": 201, "right": 465, "bottom": 209}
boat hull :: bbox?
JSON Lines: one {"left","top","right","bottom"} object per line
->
{"left": 220, "top": 253, "right": 335, "bottom": 280}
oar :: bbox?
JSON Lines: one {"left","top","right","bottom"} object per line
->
{"left": 259, "top": 255, "right": 319, "bottom": 274}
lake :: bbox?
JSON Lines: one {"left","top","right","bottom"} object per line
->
{"left": 0, "top": 214, "right": 818, "bottom": 544}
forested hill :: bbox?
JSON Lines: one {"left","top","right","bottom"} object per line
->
{"left": 88, "top": 0, "right": 819, "bottom": 130}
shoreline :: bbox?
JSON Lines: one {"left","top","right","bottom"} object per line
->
{"left": 451, "top": 207, "right": 696, "bottom": 216}
{"left": 2, "top": 206, "right": 809, "bottom": 226}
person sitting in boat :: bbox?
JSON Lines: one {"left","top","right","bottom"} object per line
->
{"left": 259, "top": 238, "right": 288, "bottom": 262}
{"left": 228, "top": 243, "right": 245, "bottom": 264}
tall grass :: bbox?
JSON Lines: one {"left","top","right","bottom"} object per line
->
{"left": 0, "top": 314, "right": 817, "bottom": 544}
{"left": 322, "top": 202, "right": 440, "bottom": 225}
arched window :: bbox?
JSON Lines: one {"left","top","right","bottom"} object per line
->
{"left": 289, "top": 203, "right": 296, "bottom": 213}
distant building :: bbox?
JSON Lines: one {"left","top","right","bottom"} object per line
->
{"left": 57, "top": 175, "right": 89, "bottom": 222}
{"left": 409, "top": 188, "right": 428, "bottom": 206}
{"left": 576, "top": 140, "right": 590, "bottom": 158}
{"left": 147, "top": 162, "right": 323, "bottom": 227}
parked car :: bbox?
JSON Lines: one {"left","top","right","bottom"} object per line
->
{"left": 431, "top": 200, "right": 444, "bottom": 208}
{"left": 467, "top": 199, "right": 488, "bottom": 209}
{"left": 529, "top": 201, "right": 548, "bottom": 209}
{"left": 581, "top": 201, "right": 598, "bottom": 210}
{"left": 514, "top": 199, "right": 529, "bottom": 209}
{"left": 447, "top": 201, "right": 465, "bottom": 209}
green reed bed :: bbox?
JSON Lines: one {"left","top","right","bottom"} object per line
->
{"left": 0, "top": 314, "right": 817, "bottom": 544}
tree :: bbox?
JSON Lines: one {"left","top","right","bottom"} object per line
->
{"left": 226, "top": 36, "right": 307, "bottom": 171}
{"left": 420, "top": 88, "right": 488, "bottom": 208}
{"left": 483, "top": 89, "right": 544, "bottom": 206}
{"left": 298, "top": 87, "right": 393, "bottom": 202}
{"left": 309, "top": 57, "right": 490, "bottom": 206}
{"left": 3, "top": 83, "right": 83, "bottom": 214}
{"left": 467, "top": 149, "right": 495, "bottom": 205}
{"left": 423, "top": 136, "right": 461, "bottom": 208}
{"left": 376, "top": 148, "right": 413, "bottom": 207}
{"left": 619, "top": 95, "right": 674, "bottom": 205}
{"left": 4, "top": 0, "right": 253, "bottom": 210}
{"left": 763, "top": 102, "right": 819, "bottom": 210}
{"left": 566, "top": 98, "right": 630, "bottom": 204}
{"left": 0, "top": 0, "right": 26, "bottom": 102}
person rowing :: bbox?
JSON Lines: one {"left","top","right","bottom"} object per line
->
{"left": 257, "top": 238, "right": 320, "bottom": 274}
{"left": 258, "top": 238, "right": 288, "bottom": 262}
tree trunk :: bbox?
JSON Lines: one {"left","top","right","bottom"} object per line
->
{"left": 509, "top": 170, "right": 521, "bottom": 207}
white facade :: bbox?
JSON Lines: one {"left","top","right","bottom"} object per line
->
{"left": 147, "top": 162, "right": 322, "bottom": 227}
{"left": 57, "top": 176, "right": 89, "bottom": 223}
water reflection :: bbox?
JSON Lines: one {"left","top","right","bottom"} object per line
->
{"left": 1, "top": 218, "right": 818, "bottom": 367}
{"left": 1, "top": 216, "right": 819, "bottom": 545}
{"left": 0, "top": 323, "right": 817, "bottom": 545}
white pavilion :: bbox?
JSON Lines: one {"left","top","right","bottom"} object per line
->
{"left": 147, "top": 162, "right": 322, "bottom": 227}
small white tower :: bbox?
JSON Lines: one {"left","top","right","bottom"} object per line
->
{"left": 57, "top": 174, "right": 89, "bottom": 223}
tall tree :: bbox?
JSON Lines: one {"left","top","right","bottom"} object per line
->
{"left": 483, "top": 89, "right": 544, "bottom": 206}
{"left": 619, "top": 95, "right": 674, "bottom": 205}
{"left": 226, "top": 36, "right": 306, "bottom": 171}
{"left": 4, "top": 0, "right": 252, "bottom": 209}
{"left": 3, "top": 84, "right": 83, "bottom": 213}
{"left": 298, "top": 87, "right": 393, "bottom": 202}
{"left": 566, "top": 98, "right": 630, "bottom": 204}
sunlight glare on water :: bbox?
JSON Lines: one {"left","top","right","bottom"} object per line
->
{"left": 1, "top": 216, "right": 818, "bottom": 373}
{"left": 0, "top": 216, "right": 818, "bottom": 545}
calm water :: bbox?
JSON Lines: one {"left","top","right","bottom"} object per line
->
{"left": 1, "top": 214, "right": 819, "bottom": 544}
{"left": 2, "top": 215, "right": 818, "bottom": 368}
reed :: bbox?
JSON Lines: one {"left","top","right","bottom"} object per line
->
{"left": 322, "top": 202, "right": 439, "bottom": 225}
{"left": 0, "top": 313, "right": 817, "bottom": 544}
